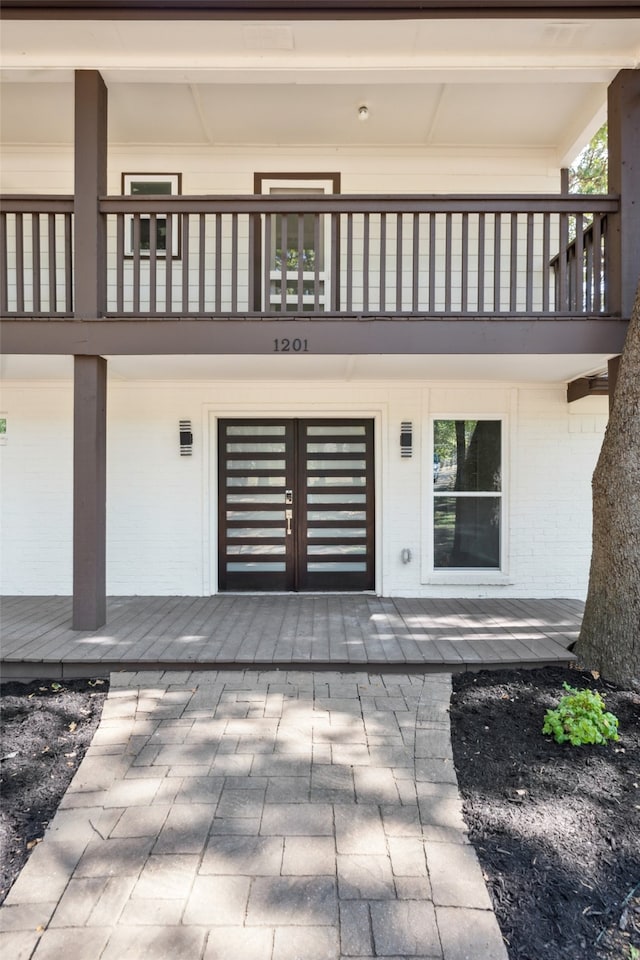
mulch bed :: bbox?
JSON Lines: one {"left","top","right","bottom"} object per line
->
{"left": 0, "top": 678, "right": 109, "bottom": 903}
{"left": 0, "top": 667, "right": 638, "bottom": 960}
{"left": 451, "top": 666, "right": 640, "bottom": 960}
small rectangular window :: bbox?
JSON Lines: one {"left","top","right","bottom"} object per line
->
{"left": 433, "top": 419, "right": 502, "bottom": 569}
{"left": 122, "top": 173, "right": 181, "bottom": 258}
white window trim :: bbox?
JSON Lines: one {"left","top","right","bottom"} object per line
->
{"left": 422, "top": 414, "right": 512, "bottom": 585}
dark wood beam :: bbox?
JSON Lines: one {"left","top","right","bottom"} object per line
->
{"left": 0, "top": 317, "right": 630, "bottom": 356}
{"left": 567, "top": 375, "right": 609, "bottom": 403}
{"left": 73, "top": 356, "right": 107, "bottom": 631}
{"left": 608, "top": 70, "right": 640, "bottom": 320}
{"left": 2, "top": 0, "right": 639, "bottom": 18}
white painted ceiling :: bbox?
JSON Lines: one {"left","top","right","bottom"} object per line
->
{"left": 1, "top": 17, "right": 639, "bottom": 161}
{"left": 0, "top": 353, "right": 613, "bottom": 384}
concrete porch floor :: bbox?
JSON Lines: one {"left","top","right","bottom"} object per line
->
{"left": 0, "top": 596, "right": 580, "bottom": 681}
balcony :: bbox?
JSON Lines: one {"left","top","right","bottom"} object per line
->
{"left": 0, "top": 193, "right": 618, "bottom": 321}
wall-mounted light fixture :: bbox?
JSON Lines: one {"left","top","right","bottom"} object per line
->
{"left": 179, "top": 419, "right": 193, "bottom": 456}
{"left": 400, "top": 421, "right": 412, "bottom": 458}
{"left": 401, "top": 548, "right": 412, "bottom": 565}
{"left": 358, "top": 105, "right": 369, "bottom": 122}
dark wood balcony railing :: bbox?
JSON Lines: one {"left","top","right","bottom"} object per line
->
{"left": 0, "top": 197, "right": 74, "bottom": 316}
{"left": 1, "top": 193, "right": 619, "bottom": 319}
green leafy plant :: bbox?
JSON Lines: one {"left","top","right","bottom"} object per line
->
{"left": 542, "top": 682, "right": 619, "bottom": 746}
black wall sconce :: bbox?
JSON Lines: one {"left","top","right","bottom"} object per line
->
{"left": 179, "top": 419, "right": 193, "bottom": 456}
{"left": 400, "top": 421, "right": 412, "bottom": 458}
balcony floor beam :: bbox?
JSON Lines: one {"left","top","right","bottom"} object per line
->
{"left": 0, "top": 317, "right": 629, "bottom": 357}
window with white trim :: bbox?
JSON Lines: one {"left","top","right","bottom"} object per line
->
{"left": 122, "top": 173, "right": 181, "bottom": 258}
{"left": 432, "top": 419, "right": 502, "bottom": 569}
{"left": 255, "top": 175, "right": 339, "bottom": 312}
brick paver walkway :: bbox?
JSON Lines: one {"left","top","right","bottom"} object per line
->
{"left": 1, "top": 671, "right": 508, "bottom": 960}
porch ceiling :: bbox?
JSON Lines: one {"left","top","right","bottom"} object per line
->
{"left": 0, "top": 352, "right": 614, "bottom": 384}
{"left": 2, "top": 17, "right": 639, "bottom": 162}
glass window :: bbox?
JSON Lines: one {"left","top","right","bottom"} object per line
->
{"left": 122, "top": 173, "right": 181, "bottom": 257}
{"left": 433, "top": 420, "right": 502, "bottom": 569}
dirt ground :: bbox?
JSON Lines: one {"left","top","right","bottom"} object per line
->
{"left": 0, "top": 678, "right": 108, "bottom": 902}
{"left": 1, "top": 667, "right": 638, "bottom": 960}
{"left": 450, "top": 666, "right": 640, "bottom": 960}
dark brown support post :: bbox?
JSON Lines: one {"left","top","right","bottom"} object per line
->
{"left": 74, "top": 70, "right": 107, "bottom": 319}
{"left": 608, "top": 355, "right": 622, "bottom": 414}
{"left": 608, "top": 70, "right": 640, "bottom": 319}
{"left": 73, "top": 70, "right": 108, "bottom": 629}
{"left": 73, "top": 356, "right": 107, "bottom": 630}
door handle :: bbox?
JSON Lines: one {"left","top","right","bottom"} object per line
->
{"left": 285, "top": 509, "right": 293, "bottom": 535}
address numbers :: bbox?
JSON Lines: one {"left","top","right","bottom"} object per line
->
{"left": 273, "top": 338, "right": 309, "bottom": 353}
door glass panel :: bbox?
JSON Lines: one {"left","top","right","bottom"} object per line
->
{"left": 227, "top": 562, "right": 286, "bottom": 571}
{"left": 307, "top": 426, "right": 365, "bottom": 435}
{"left": 308, "top": 544, "right": 366, "bottom": 555}
{"left": 307, "top": 476, "right": 365, "bottom": 487}
{"left": 227, "top": 493, "right": 284, "bottom": 504}
{"left": 226, "top": 510, "right": 285, "bottom": 520}
{"left": 227, "top": 425, "right": 286, "bottom": 436}
{"left": 307, "top": 459, "right": 366, "bottom": 471}
{"left": 308, "top": 528, "right": 366, "bottom": 538}
{"left": 308, "top": 562, "right": 367, "bottom": 572}
{"left": 227, "top": 443, "right": 286, "bottom": 453}
{"left": 307, "top": 443, "right": 366, "bottom": 453}
{"left": 228, "top": 528, "right": 285, "bottom": 538}
{"left": 307, "top": 510, "right": 366, "bottom": 521}
{"left": 267, "top": 187, "right": 327, "bottom": 312}
{"left": 226, "top": 459, "right": 286, "bottom": 470}
{"left": 307, "top": 493, "right": 366, "bottom": 504}
{"left": 227, "top": 544, "right": 286, "bottom": 555}
{"left": 227, "top": 476, "right": 286, "bottom": 486}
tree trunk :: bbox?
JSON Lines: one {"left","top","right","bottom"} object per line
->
{"left": 574, "top": 282, "right": 640, "bottom": 690}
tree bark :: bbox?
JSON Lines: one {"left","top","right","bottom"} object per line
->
{"left": 574, "top": 281, "right": 640, "bottom": 690}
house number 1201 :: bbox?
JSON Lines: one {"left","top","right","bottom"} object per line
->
{"left": 273, "top": 338, "right": 309, "bottom": 353}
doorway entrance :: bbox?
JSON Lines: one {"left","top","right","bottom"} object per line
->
{"left": 218, "top": 418, "right": 375, "bottom": 591}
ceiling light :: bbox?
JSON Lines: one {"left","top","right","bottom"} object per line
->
{"left": 358, "top": 105, "right": 369, "bottom": 122}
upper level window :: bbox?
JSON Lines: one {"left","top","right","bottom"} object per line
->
{"left": 254, "top": 173, "right": 340, "bottom": 312}
{"left": 433, "top": 419, "right": 502, "bottom": 569}
{"left": 122, "top": 173, "right": 181, "bottom": 258}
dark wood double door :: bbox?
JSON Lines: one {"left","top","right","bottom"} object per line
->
{"left": 218, "top": 418, "right": 375, "bottom": 592}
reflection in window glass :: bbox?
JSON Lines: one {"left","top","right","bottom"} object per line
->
{"left": 433, "top": 420, "right": 502, "bottom": 569}
{"left": 433, "top": 420, "right": 501, "bottom": 492}
{"left": 434, "top": 497, "right": 501, "bottom": 568}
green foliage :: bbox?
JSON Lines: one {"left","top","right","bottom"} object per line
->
{"left": 542, "top": 682, "right": 619, "bottom": 746}
{"left": 569, "top": 123, "right": 608, "bottom": 194}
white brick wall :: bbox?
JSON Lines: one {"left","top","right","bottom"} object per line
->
{"left": 0, "top": 384, "right": 73, "bottom": 594}
{"left": 0, "top": 376, "right": 606, "bottom": 599}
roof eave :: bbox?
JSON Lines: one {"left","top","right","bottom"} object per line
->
{"left": 2, "top": 0, "right": 640, "bottom": 21}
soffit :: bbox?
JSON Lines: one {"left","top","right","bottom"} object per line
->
{"left": 1, "top": 18, "right": 639, "bottom": 159}
{"left": 0, "top": 353, "right": 617, "bottom": 384}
